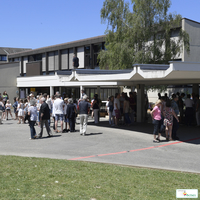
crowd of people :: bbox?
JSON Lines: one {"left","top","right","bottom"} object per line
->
{"left": 151, "top": 92, "right": 200, "bottom": 143}
{"left": 106, "top": 92, "right": 139, "bottom": 126}
{"left": 0, "top": 90, "right": 92, "bottom": 139}
{"left": 1, "top": 89, "right": 200, "bottom": 141}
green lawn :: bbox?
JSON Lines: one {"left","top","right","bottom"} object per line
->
{"left": 0, "top": 155, "right": 199, "bottom": 200}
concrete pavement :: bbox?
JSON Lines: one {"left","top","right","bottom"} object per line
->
{"left": 0, "top": 117, "right": 200, "bottom": 173}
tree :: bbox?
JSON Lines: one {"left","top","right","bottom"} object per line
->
{"left": 98, "top": 0, "right": 190, "bottom": 69}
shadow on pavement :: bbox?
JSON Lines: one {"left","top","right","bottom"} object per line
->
{"left": 37, "top": 135, "right": 62, "bottom": 139}
{"left": 85, "top": 132, "right": 103, "bottom": 136}
{"left": 89, "top": 119, "right": 200, "bottom": 145}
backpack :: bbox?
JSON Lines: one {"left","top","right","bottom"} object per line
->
{"left": 108, "top": 102, "right": 114, "bottom": 112}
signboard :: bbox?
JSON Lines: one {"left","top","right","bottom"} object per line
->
{"left": 30, "top": 88, "right": 35, "bottom": 92}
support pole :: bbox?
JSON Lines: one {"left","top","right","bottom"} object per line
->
{"left": 50, "top": 86, "right": 54, "bottom": 97}
{"left": 136, "top": 84, "right": 145, "bottom": 123}
{"left": 97, "top": 86, "right": 100, "bottom": 98}
{"left": 80, "top": 85, "right": 84, "bottom": 99}
{"left": 192, "top": 84, "right": 199, "bottom": 95}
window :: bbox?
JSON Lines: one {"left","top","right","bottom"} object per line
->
{"left": 28, "top": 54, "right": 42, "bottom": 62}
{"left": 35, "top": 54, "right": 42, "bottom": 61}
{"left": 94, "top": 44, "right": 102, "bottom": 53}
{"left": 94, "top": 43, "right": 103, "bottom": 67}
{"left": 94, "top": 54, "right": 99, "bottom": 67}
{"left": 85, "top": 46, "right": 90, "bottom": 54}
{"left": 0, "top": 55, "right": 7, "bottom": 61}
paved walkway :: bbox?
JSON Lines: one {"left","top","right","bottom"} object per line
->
{"left": 0, "top": 117, "right": 200, "bottom": 173}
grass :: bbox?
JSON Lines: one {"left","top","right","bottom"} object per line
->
{"left": 0, "top": 155, "right": 200, "bottom": 200}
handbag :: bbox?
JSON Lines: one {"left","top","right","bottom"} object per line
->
{"left": 115, "top": 109, "right": 121, "bottom": 119}
{"left": 25, "top": 112, "right": 30, "bottom": 122}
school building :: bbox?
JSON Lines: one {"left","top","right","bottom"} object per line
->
{"left": 0, "top": 18, "right": 200, "bottom": 122}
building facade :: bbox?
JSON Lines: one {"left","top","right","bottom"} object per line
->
{"left": 0, "top": 47, "right": 31, "bottom": 63}
{"left": 3, "top": 18, "right": 200, "bottom": 104}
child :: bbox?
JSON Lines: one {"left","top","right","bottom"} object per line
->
{"left": 17, "top": 99, "right": 24, "bottom": 124}
{"left": 5, "top": 100, "right": 13, "bottom": 120}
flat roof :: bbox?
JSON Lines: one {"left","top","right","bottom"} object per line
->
{"left": 8, "top": 35, "right": 105, "bottom": 58}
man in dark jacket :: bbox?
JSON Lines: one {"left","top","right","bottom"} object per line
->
{"left": 67, "top": 98, "right": 76, "bottom": 132}
{"left": 38, "top": 97, "right": 52, "bottom": 138}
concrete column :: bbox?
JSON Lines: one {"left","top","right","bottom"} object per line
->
{"left": 59, "top": 87, "right": 62, "bottom": 94}
{"left": 120, "top": 86, "right": 124, "bottom": 93}
{"left": 97, "top": 86, "right": 100, "bottom": 98}
{"left": 50, "top": 86, "right": 54, "bottom": 97}
{"left": 192, "top": 84, "right": 199, "bottom": 95}
{"left": 20, "top": 57, "right": 24, "bottom": 76}
{"left": 90, "top": 44, "right": 94, "bottom": 69}
{"left": 45, "top": 52, "right": 49, "bottom": 75}
{"left": 58, "top": 50, "right": 61, "bottom": 70}
{"left": 80, "top": 85, "right": 84, "bottom": 98}
{"left": 25, "top": 88, "right": 28, "bottom": 97}
{"left": 136, "top": 84, "right": 145, "bottom": 123}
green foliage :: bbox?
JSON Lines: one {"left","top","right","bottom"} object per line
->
{"left": 145, "top": 85, "right": 168, "bottom": 93}
{"left": 99, "top": 0, "right": 190, "bottom": 69}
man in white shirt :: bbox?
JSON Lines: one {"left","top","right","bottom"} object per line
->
{"left": 54, "top": 94, "right": 64, "bottom": 133}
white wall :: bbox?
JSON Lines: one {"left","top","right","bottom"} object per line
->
{"left": 69, "top": 48, "right": 73, "bottom": 69}
{"left": 0, "top": 62, "right": 19, "bottom": 104}
{"left": 77, "top": 46, "right": 84, "bottom": 68}
{"left": 48, "top": 52, "right": 54, "bottom": 71}
{"left": 55, "top": 51, "right": 58, "bottom": 70}
{"left": 183, "top": 19, "right": 200, "bottom": 62}
{"left": 23, "top": 57, "right": 28, "bottom": 74}
{"left": 61, "top": 49, "right": 68, "bottom": 70}
{"left": 42, "top": 53, "right": 46, "bottom": 72}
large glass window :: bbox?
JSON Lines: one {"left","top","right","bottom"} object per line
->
{"left": 28, "top": 54, "right": 42, "bottom": 62}
{"left": 36, "top": 54, "right": 42, "bottom": 61}
{"left": 85, "top": 55, "right": 90, "bottom": 67}
{"left": 94, "top": 54, "right": 99, "bottom": 67}
{"left": 94, "top": 44, "right": 102, "bottom": 53}
{"left": 0, "top": 55, "right": 7, "bottom": 61}
{"left": 85, "top": 46, "right": 90, "bottom": 54}
{"left": 94, "top": 43, "right": 103, "bottom": 67}
{"left": 85, "top": 46, "right": 91, "bottom": 68}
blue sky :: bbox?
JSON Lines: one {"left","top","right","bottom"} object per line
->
{"left": 1, "top": 0, "right": 200, "bottom": 49}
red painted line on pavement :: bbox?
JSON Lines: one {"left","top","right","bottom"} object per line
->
{"left": 69, "top": 137, "right": 200, "bottom": 161}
